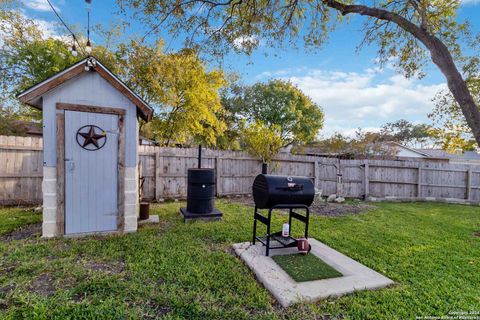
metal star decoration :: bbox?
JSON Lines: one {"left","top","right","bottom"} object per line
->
{"left": 76, "top": 125, "right": 107, "bottom": 150}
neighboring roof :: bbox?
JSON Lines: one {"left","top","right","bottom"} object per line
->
{"left": 385, "top": 141, "right": 431, "bottom": 157}
{"left": 139, "top": 136, "right": 159, "bottom": 146}
{"left": 17, "top": 57, "right": 153, "bottom": 121}
{"left": 417, "top": 149, "right": 480, "bottom": 161}
{"left": 13, "top": 120, "right": 42, "bottom": 136}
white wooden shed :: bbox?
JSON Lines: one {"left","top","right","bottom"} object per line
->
{"left": 18, "top": 57, "right": 153, "bottom": 237}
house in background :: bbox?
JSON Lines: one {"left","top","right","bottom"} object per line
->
{"left": 297, "top": 140, "right": 480, "bottom": 164}
{"left": 139, "top": 136, "right": 159, "bottom": 146}
{"left": 0, "top": 120, "right": 42, "bottom": 137}
{"left": 382, "top": 142, "right": 447, "bottom": 162}
{"left": 415, "top": 148, "right": 480, "bottom": 165}
{"left": 385, "top": 142, "right": 480, "bottom": 164}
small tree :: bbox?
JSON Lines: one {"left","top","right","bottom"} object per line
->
{"left": 242, "top": 121, "right": 283, "bottom": 172}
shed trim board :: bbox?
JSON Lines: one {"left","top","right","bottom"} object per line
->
{"left": 56, "top": 113, "right": 65, "bottom": 235}
{"left": 56, "top": 103, "right": 126, "bottom": 235}
{"left": 117, "top": 114, "right": 126, "bottom": 231}
{"left": 57, "top": 102, "right": 126, "bottom": 116}
{"left": 17, "top": 57, "right": 153, "bottom": 121}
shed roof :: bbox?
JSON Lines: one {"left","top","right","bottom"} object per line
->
{"left": 17, "top": 57, "right": 153, "bottom": 121}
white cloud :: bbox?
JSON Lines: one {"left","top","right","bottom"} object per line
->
{"left": 23, "top": 0, "right": 59, "bottom": 12}
{"left": 34, "top": 18, "right": 61, "bottom": 38}
{"left": 232, "top": 35, "right": 259, "bottom": 51}
{"left": 0, "top": 11, "right": 62, "bottom": 46}
{"left": 259, "top": 67, "right": 446, "bottom": 137}
{"left": 461, "top": 0, "right": 480, "bottom": 5}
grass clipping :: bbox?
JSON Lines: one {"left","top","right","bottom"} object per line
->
{"left": 272, "top": 254, "right": 343, "bottom": 282}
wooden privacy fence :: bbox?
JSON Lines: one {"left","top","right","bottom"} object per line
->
{"left": 139, "top": 146, "right": 480, "bottom": 203}
{"left": 314, "top": 158, "right": 480, "bottom": 202}
{"left": 138, "top": 146, "right": 317, "bottom": 199}
{"left": 0, "top": 135, "right": 43, "bottom": 205}
{"left": 1, "top": 136, "right": 480, "bottom": 205}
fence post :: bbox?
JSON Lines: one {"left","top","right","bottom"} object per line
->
{"left": 417, "top": 165, "right": 422, "bottom": 198}
{"left": 155, "top": 152, "right": 161, "bottom": 201}
{"left": 364, "top": 162, "right": 369, "bottom": 199}
{"left": 336, "top": 171, "right": 343, "bottom": 196}
{"left": 466, "top": 167, "right": 472, "bottom": 200}
{"left": 215, "top": 157, "right": 222, "bottom": 196}
{"left": 313, "top": 160, "right": 319, "bottom": 189}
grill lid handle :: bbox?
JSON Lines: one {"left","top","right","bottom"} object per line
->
{"left": 276, "top": 183, "right": 304, "bottom": 191}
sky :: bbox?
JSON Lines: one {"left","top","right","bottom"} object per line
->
{"left": 18, "top": 0, "right": 480, "bottom": 138}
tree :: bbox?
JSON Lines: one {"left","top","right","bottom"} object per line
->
{"left": 428, "top": 61, "right": 480, "bottom": 151}
{"left": 0, "top": 10, "right": 72, "bottom": 118}
{"left": 221, "top": 79, "right": 324, "bottom": 147}
{"left": 0, "top": 8, "right": 123, "bottom": 118}
{"left": 299, "top": 119, "right": 435, "bottom": 158}
{"left": 119, "top": 0, "right": 480, "bottom": 147}
{"left": 144, "top": 49, "right": 227, "bottom": 146}
{"left": 302, "top": 132, "right": 352, "bottom": 156}
{"left": 0, "top": 106, "right": 28, "bottom": 135}
{"left": 380, "top": 119, "right": 432, "bottom": 148}
{"left": 242, "top": 121, "right": 284, "bottom": 165}
{"left": 216, "top": 80, "right": 245, "bottom": 150}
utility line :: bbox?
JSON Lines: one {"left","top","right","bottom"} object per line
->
{"left": 45, "top": 0, "right": 87, "bottom": 55}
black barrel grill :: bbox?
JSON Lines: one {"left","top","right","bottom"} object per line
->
{"left": 186, "top": 168, "right": 215, "bottom": 213}
{"left": 252, "top": 174, "right": 314, "bottom": 256}
{"left": 180, "top": 168, "right": 223, "bottom": 221}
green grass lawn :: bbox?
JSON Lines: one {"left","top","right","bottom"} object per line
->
{"left": 272, "top": 253, "right": 343, "bottom": 282}
{"left": 0, "top": 207, "right": 41, "bottom": 235}
{"left": 0, "top": 201, "right": 478, "bottom": 319}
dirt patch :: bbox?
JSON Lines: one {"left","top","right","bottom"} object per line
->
{"left": 29, "top": 273, "right": 57, "bottom": 297}
{"left": 224, "top": 195, "right": 374, "bottom": 216}
{"left": 82, "top": 260, "right": 125, "bottom": 275}
{"left": 0, "top": 222, "right": 42, "bottom": 242}
{"left": 310, "top": 201, "right": 375, "bottom": 216}
{"left": 143, "top": 300, "right": 172, "bottom": 319}
{"left": 128, "top": 299, "right": 172, "bottom": 319}
{"left": 473, "top": 231, "right": 480, "bottom": 237}
{"left": 0, "top": 284, "right": 15, "bottom": 296}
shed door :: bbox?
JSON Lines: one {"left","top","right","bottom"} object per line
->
{"left": 65, "top": 110, "right": 119, "bottom": 234}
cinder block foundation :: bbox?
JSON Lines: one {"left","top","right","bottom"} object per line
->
{"left": 42, "top": 166, "right": 57, "bottom": 238}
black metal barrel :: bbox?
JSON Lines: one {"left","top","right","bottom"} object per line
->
{"left": 186, "top": 168, "right": 215, "bottom": 214}
{"left": 252, "top": 174, "right": 315, "bottom": 209}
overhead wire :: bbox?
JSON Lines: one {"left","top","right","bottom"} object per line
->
{"left": 45, "top": 0, "right": 87, "bottom": 55}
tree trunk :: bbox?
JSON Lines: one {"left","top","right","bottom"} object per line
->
{"left": 324, "top": 0, "right": 480, "bottom": 147}
{"left": 426, "top": 37, "right": 480, "bottom": 146}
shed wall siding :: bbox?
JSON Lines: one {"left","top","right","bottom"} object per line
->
{"left": 41, "top": 71, "right": 138, "bottom": 167}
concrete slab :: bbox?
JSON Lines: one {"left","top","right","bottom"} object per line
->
{"left": 138, "top": 215, "right": 160, "bottom": 226}
{"left": 233, "top": 238, "right": 394, "bottom": 308}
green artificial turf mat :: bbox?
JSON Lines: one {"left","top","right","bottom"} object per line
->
{"left": 272, "top": 253, "right": 343, "bottom": 282}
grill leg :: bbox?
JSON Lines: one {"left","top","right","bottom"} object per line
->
{"left": 266, "top": 208, "right": 273, "bottom": 256}
{"left": 252, "top": 207, "right": 258, "bottom": 244}
{"left": 288, "top": 208, "right": 292, "bottom": 235}
{"left": 305, "top": 207, "right": 310, "bottom": 238}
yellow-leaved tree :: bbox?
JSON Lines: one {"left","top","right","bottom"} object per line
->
{"left": 134, "top": 46, "right": 227, "bottom": 147}
{"left": 242, "top": 121, "right": 284, "bottom": 172}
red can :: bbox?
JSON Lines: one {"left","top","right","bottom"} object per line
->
{"left": 297, "top": 238, "right": 310, "bottom": 255}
